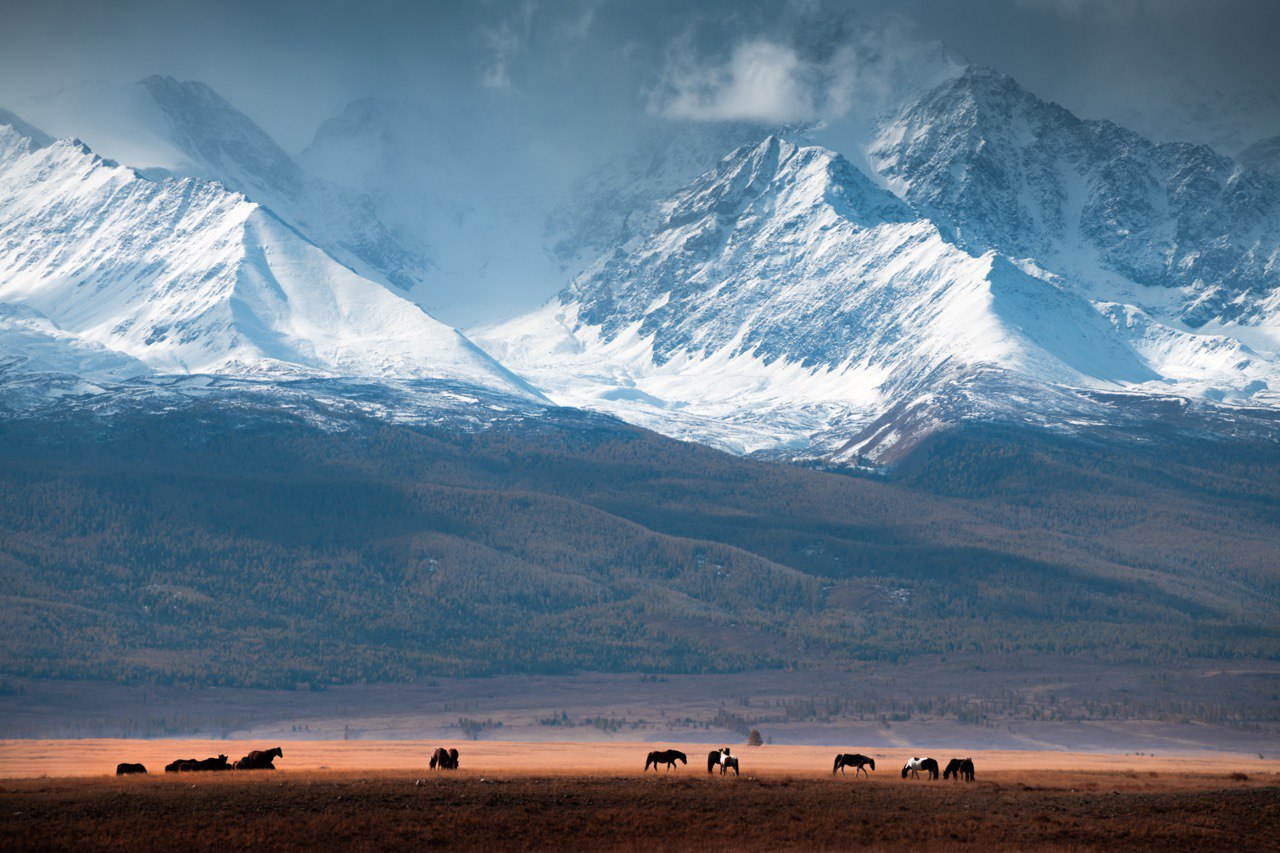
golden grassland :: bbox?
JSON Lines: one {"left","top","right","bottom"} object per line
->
{"left": 2, "top": 738, "right": 1279, "bottom": 778}
{"left": 2, "top": 741, "right": 1278, "bottom": 850}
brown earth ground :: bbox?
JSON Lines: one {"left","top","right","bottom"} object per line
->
{"left": 2, "top": 742, "right": 1279, "bottom": 850}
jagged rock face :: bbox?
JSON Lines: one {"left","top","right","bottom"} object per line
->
{"left": 869, "top": 67, "right": 1280, "bottom": 327}
{"left": 567, "top": 136, "right": 917, "bottom": 368}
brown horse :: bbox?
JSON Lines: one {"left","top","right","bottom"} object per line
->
{"left": 167, "top": 755, "right": 230, "bottom": 772}
{"left": 429, "top": 747, "right": 459, "bottom": 770}
{"left": 116, "top": 763, "right": 147, "bottom": 775}
{"left": 235, "top": 747, "right": 283, "bottom": 770}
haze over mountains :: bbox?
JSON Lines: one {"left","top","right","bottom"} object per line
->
{"left": 1, "top": 38, "right": 1279, "bottom": 686}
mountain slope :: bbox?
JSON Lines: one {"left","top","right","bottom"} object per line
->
{"left": 18, "top": 78, "right": 431, "bottom": 294}
{"left": 2, "top": 388, "right": 1277, "bottom": 684}
{"left": 869, "top": 67, "right": 1280, "bottom": 330}
{"left": 478, "top": 135, "right": 1280, "bottom": 460}
{"left": 0, "top": 115, "right": 534, "bottom": 397}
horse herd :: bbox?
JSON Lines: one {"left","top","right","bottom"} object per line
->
{"left": 644, "top": 749, "right": 975, "bottom": 782}
{"left": 115, "top": 745, "right": 974, "bottom": 782}
{"left": 115, "top": 747, "right": 284, "bottom": 775}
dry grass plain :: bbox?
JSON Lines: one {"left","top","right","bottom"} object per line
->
{"left": 2, "top": 741, "right": 1279, "bottom": 850}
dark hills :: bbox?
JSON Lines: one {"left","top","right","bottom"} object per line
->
{"left": 1, "top": 398, "right": 1276, "bottom": 688}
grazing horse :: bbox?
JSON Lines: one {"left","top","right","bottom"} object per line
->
{"left": 644, "top": 749, "right": 687, "bottom": 772}
{"left": 901, "top": 757, "right": 939, "bottom": 780}
{"left": 116, "top": 763, "right": 147, "bottom": 775}
{"left": 944, "top": 758, "right": 975, "bottom": 782}
{"left": 165, "top": 759, "right": 197, "bottom": 773}
{"left": 235, "top": 747, "right": 283, "bottom": 770}
{"left": 720, "top": 755, "right": 740, "bottom": 776}
{"left": 429, "top": 747, "right": 460, "bottom": 770}
{"left": 833, "top": 754, "right": 875, "bottom": 777}
{"left": 707, "top": 747, "right": 732, "bottom": 774}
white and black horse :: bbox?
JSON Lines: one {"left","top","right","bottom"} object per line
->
{"left": 705, "top": 747, "right": 739, "bottom": 776}
{"left": 901, "top": 756, "right": 939, "bottom": 780}
{"left": 833, "top": 753, "right": 875, "bottom": 777}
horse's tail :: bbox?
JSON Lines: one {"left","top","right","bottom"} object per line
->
{"left": 833, "top": 754, "right": 841, "bottom": 775}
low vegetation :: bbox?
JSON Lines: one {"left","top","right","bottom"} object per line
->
{"left": 0, "top": 403, "right": 1277, "bottom": 687}
{"left": 1, "top": 771, "right": 1276, "bottom": 850}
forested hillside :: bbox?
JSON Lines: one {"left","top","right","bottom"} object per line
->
{"left": 1, "top": 401, "right": 1277, "bottom": 687}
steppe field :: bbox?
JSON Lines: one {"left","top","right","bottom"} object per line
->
{"left": 2, "top": 740, "right": 1277, "bottom": 850}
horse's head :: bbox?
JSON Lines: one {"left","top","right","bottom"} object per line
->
{"left": 868, "top": 758, "right": 875, "bottom": 771}
{"left": 273, "top": 747, "right": 284, "bottom": 758}
{"left": 901, "top": 765, "right": 909, "bottom": 778}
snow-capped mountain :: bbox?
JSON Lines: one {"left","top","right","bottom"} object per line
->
{"left": 19, "top": 77, "right": 431, "bottom": 295}
{"left": 544, "top": 121, "right": 785, "bottom": 278}
{"left": 869, "top": 67, "right": 1280, "bottom": 332}
{"left": 0, "top": 113, "right": 536, "bottom": 400}
{"left": 478, "top": 127, "right": 1280, "bottom": 461}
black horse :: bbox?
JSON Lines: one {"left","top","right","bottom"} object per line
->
{"left": 901, "top": 757, "right": 939, "bottom": 780}
{"left": 644, "top": 749, "right": 687, "bottom": 772}
{"left": 943, "top": 758, "right": 975, "bottom": 781}
{"left": 116, "top": 763, "right": 147, "bottom": 775}
{"left": 833, "top": 754, "right": 875, "bottom": 777}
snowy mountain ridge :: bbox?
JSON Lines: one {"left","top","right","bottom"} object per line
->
{"left": 0, "top": 115, "right": 539, "bottom": 406}
{"left": 478, "top": 126, "right": 1280, "bottom": 461}
{"left": 18, "top": 77, "right": 433, "bottom": 297}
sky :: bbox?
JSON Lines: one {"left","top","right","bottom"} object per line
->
{"left": 1, "top": 0, "right": 1277, "bottom": 323}
{"left": 2, "top": 0, "right": 1277, "bottom": 152}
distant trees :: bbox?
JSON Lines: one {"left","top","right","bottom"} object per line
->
{"left": 0, "top": 406, "right": 1277, "bottom": 688}
{"left": 747, "top": 729, "right": 763, "bottom": 747}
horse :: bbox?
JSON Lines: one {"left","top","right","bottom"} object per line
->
{"left": 194, "top": 755, "right": 232, "bottom": 771}
{"left": 644, "top": 749, "right": 687, "bottom": 772}
{"left": 833, "top": 754, "right": 875, "bottom": 777}
{"left": 429, "top": 747, "right": 460, "bottom": 770}
{"left": 166, "top": 755, "right": 230, "bottom": 772}
{"left": 901, "top": 757, "right": 939, "bottom": 780}
{"left": 235, "top": 747, "right": 283, "bottom": 770}
{"left": 720, "top": 755, "right": 740, "bottom": 776}
{"left": 944, "top": 758, "right": 975, "bottom": 782}
{"left": 116, "top": 763, "right": 147, "bottom": 775}
{"left": 707, "top": 747, "right": 732, "bottom": 774}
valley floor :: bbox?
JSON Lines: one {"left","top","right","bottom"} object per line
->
{"left": 1, "top": 760, "right": 1277, "bottom": 850}
{"left": 3, "top": 662, "right": 1277, "bottom": 755}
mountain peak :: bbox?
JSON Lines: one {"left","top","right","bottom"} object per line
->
{"left": 0, "top": 108, "right": 53, "bottom": 150}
